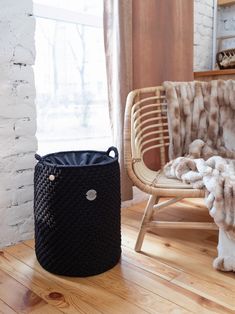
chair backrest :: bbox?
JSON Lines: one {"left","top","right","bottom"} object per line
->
{"left": 124, "top": 86, "right": 169, "bottom": 173}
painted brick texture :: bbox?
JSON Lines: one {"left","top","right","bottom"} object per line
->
{"left": 217, "top": 4, "right": 235, "bottom": 51}
{"left": 0, "top": 0, "right": 37, "bottom": 248}
{"left": 194, "top": 0, "right": 214, "bottom": 71}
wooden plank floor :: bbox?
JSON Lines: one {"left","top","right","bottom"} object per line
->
{"left": 0, "top": 198, "right": 235, "bottom": 313}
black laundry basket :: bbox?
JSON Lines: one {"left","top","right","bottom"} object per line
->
{"left": 34, "top": 147, "right": 121, "bottom": 277}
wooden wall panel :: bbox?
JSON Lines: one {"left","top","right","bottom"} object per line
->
{"left": 132, "top": 0, "right": 194, "bottom": 170}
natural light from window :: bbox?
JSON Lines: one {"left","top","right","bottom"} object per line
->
{"left": 33, "top": 0, "right": 112, "bottom": 154}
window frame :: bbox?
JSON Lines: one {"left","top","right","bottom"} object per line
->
{"left": 33, "top": 2, "right": 112, "bottom": 154}
{"left": 33, "top": 4, "right": 102, "bottom": 28}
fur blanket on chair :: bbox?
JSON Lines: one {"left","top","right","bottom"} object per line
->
{"left": 163, "top": 80, "right": 235, "bottom": 271}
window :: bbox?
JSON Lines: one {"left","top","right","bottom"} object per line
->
{"left": 33, "top": 0, "right": 112, "bottom": 154}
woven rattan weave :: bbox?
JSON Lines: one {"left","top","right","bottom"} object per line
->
{"left": 124, "top": 86, "right": 217, "bottom": 252}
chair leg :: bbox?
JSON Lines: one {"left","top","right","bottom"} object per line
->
{"left": 135, "top": 195, "right": 159, "bottom": 252}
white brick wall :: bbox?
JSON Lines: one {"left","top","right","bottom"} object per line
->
{"left": 0, "top": 0, "right": 37, "bottom": 248}
{"left": 194, "top": 0, "right": 215, "bottom": 71}
{"left": 217, "top": 4, "right": 235, "bottom": 51}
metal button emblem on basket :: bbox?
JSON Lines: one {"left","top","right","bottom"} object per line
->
{"left": 49, "top": 174, "right": 55, "bottom": 181}
{"left": 86, "top": 189, "right": 97, "bottom": 201}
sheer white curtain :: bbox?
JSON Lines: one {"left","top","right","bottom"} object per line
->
{"left": 103, "top": 0, "right": 133, "bottom": 201}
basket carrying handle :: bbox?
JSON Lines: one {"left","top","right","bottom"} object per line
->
{"left": 35, "top": 154, "right": 42, "bottom": 161}
{"left": 107, "top": 146, "right": 119, "bottom": 159}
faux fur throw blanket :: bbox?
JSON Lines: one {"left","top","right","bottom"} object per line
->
{"left": 163, "top": 80, "right": 235, "bottom": 271}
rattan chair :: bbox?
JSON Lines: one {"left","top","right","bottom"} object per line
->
{"left": 124, "top": 85, "right": 217, "bottom": 252}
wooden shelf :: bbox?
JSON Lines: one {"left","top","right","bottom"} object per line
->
{"left": 218, "top": 0, "right": 235, "bottom": 6}
{"left": 194, "top": 69, "right": 235, "bottom": 78}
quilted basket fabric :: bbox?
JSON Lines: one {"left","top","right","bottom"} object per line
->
{"left": 34, "top": 148, "right": 121, "bottom": 277}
